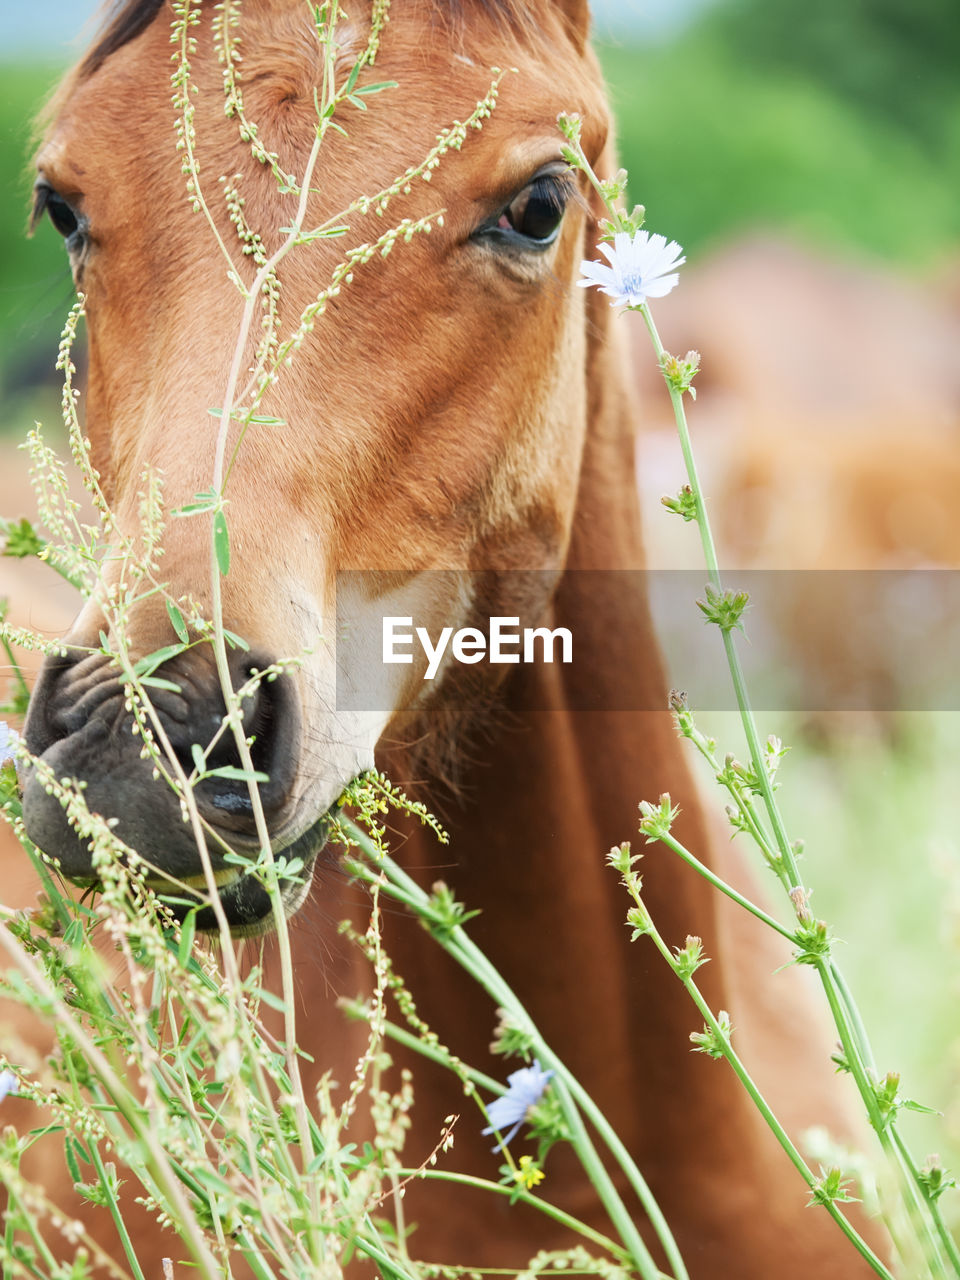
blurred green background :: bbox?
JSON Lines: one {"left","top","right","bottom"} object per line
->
{"left": 1, "top": 0, "right": 958, "bottom": 1233}
{"left": 605, "top": 0, "right": 960, "bottom": 266}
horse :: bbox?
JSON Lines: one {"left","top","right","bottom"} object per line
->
{"left": 11, "top": 1, "right": 882, "bottom": 1274}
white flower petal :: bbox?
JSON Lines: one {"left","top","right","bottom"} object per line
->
{"left": 0, "top": 1069, "right": 18, "bottom": 1102}
{"left": 597, "top": 240, "right": 620, "bottom": 268}
{"left": 578, "top": 227, "right": 685, "bottom": 307}
{"left": 613, "top": 231, "right": 633, "bottom": 258}
{"left": 578, "top": 260, "right": 616, "bottom": 286}
{"left": 652, "top": 246, "right": 685, "bottom": 275}
{"left": 642, "top": 273, "right": 680, "bottom": 299}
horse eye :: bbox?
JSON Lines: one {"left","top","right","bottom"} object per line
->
{"left": 33, "top": 183, "right": 85, "bottom": 252}
{"left": 45, "top": 191, "right": 80, "bottom": 239}
{"left": 492, "top": 170, "right": 575, "bottom": 248}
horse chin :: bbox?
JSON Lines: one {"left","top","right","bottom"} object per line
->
{"left": 144, "top": 802, "right": 340, "bottom": 937}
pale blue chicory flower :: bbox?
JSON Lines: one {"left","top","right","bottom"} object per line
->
{"left": 578, "top": 230, "right": 685, "bottom": 308}
{"left": 0, "top": 1069, "right": 19, "bottom": 1102}
{"left": 482, "top": 1059, "right": 554, "bottom": 1147}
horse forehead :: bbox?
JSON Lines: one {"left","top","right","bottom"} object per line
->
{"left": 44, "top": 0, "right": 601, "bottom": 135}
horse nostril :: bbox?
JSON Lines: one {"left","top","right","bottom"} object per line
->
{"left": 186, "top": 659, "right": 298, "bottom": 824}
{"left": 23, "top": 643, "right": 300, "bottom": 851}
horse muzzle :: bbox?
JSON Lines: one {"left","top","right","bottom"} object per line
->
{"left": 19, "top": 643, "right": 330, "bottom": 934}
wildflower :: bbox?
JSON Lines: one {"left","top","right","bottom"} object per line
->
{"left": 673, "top": 934, "right": 708, "bottom": 982}
{"left": 513, "top": 1154, "right": 546, "bottom": 1190}
{"left": 489, "top": 1007, "right": 536, "bottom": 1059}
{"left": 578, "top": 230, "right": 685, "bottom": 308}
{"left": 638, "top": 793, "right": 680, "bottom": 842}
{"left": 482, "top": 1059, "right": 554, "bottom": 1147}
{"left": 808, "top": 1166, "right": 859, "bottom": 1208}
{"left": 660, "top": 350, "right": 701, "bottom": 398}
{"left": 0, "top": 1069, "right": 18, "bottom": 1102}
{"left": 919, "top": 1154, "right": 958, "bottom": 1202}
{"left": 690, "top": 1011, "right": 732, "bottom": 1060}
{"left": 0, "top": 723, "right": 18, "bottom": 766}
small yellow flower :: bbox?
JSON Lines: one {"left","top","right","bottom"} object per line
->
{"left": 513, "top": 1155, "right": 545, "bottom": 1190}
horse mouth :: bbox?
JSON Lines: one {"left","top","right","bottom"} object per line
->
{"left": 138, "top": 804, "right": 341, "bottom": 937}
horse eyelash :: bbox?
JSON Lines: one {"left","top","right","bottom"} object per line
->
{"left": 541, "top": 168, "right": 580, "bottom": 213}
{"left": 28, "top": 185, "right": 50, "bottom": 235}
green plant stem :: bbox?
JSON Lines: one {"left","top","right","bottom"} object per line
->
{"left": 1, "top": 1177, "right": 64, "bottom": 1276}
{"left": 831, "top": 962, "right": 878, "bottom": 1069}
{"left": 110, "top": 625, "right": 311, "bottom": 1210}
{"left": 230, "top": 1230, "right": 282, "bottom": 1280}
{"left": 363, "top": 858, "right": 682, "bottom": 1272}
{"left": 349, "top": 1232, "right": 428, "bottom": 1280}
{"left": 821, "top": 960, "right": 942, "bottom": 1265}
{"left": 816, "top": 961, "right": 949, "bottom": 1279}
{"left": 363, "top": 859, "right": 669, "bottom": 1270}
{"left": 23, "top": 839, "right": 76, "bottom": 934}
{"left": 0, "top": 927, "right": 223, "bottom": 1280}
{"left": 393, "top": 1169, "right": 633, "bottom": 1263}
{"left": 350, "top": 1007, "right": 507, "bottom": 1096}
{"left": 2, "top": 1169, "right": 16, "bottom": 1280}
{"left": 676, "top": 705, "right": 954, "bottom": 1265}
{"left": 0, "top": 628, "right": 30, "bottom": 711}
{"left": 654, "top": 829, "right": 794, "bottom": 940}
{"left": 637, "top": 297, "right": 960, "bottom": 1279}
{"left": 636, "top": 308, "right": 718, "bottom": 582}
{"left": 341, "top": 825, "right": 686, "bottom": 1280}
{"left": 87, "top": 1145, "right": 148, "bottom": 1280}
{"left": 201, "top": 103, "right": 328, "bottom": 1267}
{"left": 675, "top": 717, "right": 783, "bottom": 872}
{"left": 635, "top": 909, "right": 897, "bottom": 1279}
{"left": 916, "top": 1166, "right": 960, "bottom": 1277}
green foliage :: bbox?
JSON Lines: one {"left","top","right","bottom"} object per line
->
{"left": 0, "top": 64, "right": 76, "bottom": 420}
{"left": 0, "top": 516, "right": 45, "bottom": 559}
{"left": 708, "top": 0, "right": 960, "bottom": 154}
{"left": 598, "top": 25, "right": 959, "bottom": 265}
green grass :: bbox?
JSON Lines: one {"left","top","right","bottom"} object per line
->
{"left": 784, "top": 716, "right": 960, "bottom": 1168}
{"left": 697, "top": 709, "right": 960, "bottom": 1212}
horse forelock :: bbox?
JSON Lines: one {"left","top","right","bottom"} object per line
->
{"left": 79, "top": 0, "right": 167, "bottom": 78}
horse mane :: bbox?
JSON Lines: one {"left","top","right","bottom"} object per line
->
{"left": 77, "top": 0, "right": 540, "bottom": 81}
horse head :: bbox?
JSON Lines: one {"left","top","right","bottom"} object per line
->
{"left": 22, "top": 0, "right": 611, "bottom": 932}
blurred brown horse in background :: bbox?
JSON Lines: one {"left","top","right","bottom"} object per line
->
{"left": 2, "top": 1, "right": 881, "bottom": 1275}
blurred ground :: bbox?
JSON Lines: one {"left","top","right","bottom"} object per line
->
{"left": 630, "top": 235, "right": 960, "bottom": 572}
{"left": 624, "top": 235, "right": 960, "bottom": 721}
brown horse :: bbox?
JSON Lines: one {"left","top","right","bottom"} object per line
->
{"left": 14, "top": 0, "right": 881, "bottom": 1275}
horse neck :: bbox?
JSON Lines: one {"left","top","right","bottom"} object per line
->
{"left": 390, "top": 302, "right": 744, "bottom": 1161}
